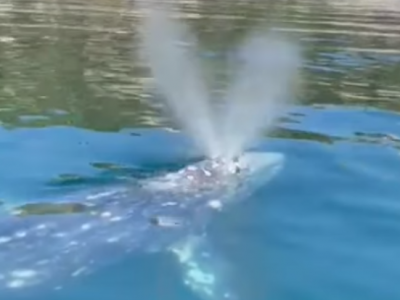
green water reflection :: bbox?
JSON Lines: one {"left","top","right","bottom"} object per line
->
{"left": 1, "top": 0, "right": 400, "bottom": 141}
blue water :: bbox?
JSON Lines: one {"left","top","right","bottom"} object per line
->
{"left": 2, "top": 0, "right": 400, "bottom": 299}
{"left": 0, "top": 127, "right": 199, "bottom": 202}
{"left": 2, "top": 105, "right": 400, "bottom": 300}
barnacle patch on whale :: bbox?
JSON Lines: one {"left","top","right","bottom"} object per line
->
{"left": 11, "top": 202, "right": 91, "bottom": 216}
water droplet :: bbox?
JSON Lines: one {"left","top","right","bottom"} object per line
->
{"left": 11, "top": 269, "right": 37, "bottom": 278}
{"left": 100, "top": 212, "right": 112, "bottom": 218}
{"left": 81, "top": 223, "right": 91, "bottom": 231}
{"left": 7, "top": 279, "right": 25, "bottom": 288}
{"left": 15, "top": 231, "right": 27, "bottom": 238}
{"left": 71, "top": 267, "right": 87, "bottom": 277}
{"left": 0, "top": 236, "right": 11, "bottom": 243}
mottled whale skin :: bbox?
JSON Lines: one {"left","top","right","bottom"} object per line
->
{"left": 0, "top": 152, "right": 283, "bottom": 298}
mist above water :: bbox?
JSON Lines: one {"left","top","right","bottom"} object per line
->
{"left": 140, "top": 4, "right": 301, "bottom": 159}
{"left": 140, "top": 7, "right": 221, "bottom": 157}
{"left": 220, "top": 32, "right": 301, "bottom": 159}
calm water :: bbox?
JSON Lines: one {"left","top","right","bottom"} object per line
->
{"left": 1, "top": 0, "right": 400, "bottom": 299}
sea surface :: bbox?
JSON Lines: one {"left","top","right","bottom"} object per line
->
{"left": 1, "top": 0, "right": 400, "bottom": 299}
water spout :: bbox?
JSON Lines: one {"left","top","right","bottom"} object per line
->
{"left": 219, "top": 31, "right": 301, "bottom": 159}
{"left": 140, "top": 4, "right": 301, "bottom": 160}
{"left": 140, "top": 6, "right": 221, "bottom": 158}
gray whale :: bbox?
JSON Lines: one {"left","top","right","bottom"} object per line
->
{"left": 0, "top": 152, "right": 283, "bottom": 299}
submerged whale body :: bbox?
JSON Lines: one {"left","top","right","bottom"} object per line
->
{"left": 0, "top": 152, "right": 283, "bottom": 299}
